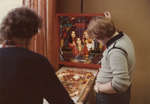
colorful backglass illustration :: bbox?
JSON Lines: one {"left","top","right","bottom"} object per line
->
{"left": 57, "top": 14, "right": 105, "bottom": 67}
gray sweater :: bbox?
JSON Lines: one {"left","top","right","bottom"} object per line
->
{"left": 96, "top": 33, "right": 135, "bottom": 92}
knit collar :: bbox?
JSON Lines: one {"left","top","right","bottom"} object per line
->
{"left": 106, "top": 32, "right": 124, "bottom": 48}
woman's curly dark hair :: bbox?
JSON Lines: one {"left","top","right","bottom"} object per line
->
{"left": 0, "top": 7, "right": 42, "bottom": 40}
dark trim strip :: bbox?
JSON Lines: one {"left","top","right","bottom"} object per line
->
{"left": 106, "top": 32, "right": 124, "bottom": 48}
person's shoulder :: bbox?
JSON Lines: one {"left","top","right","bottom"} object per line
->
{"left": 120, "top": 32, "right": 132, "bottom": 41}
{"left": 30, "top": 51, "right": 48, "bottom": 61}
{"left": 20, "top": 48, "right": 49, "bottom": 62}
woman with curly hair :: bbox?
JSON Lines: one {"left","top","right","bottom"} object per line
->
{"left": 0, "top": 7, "right": 74, "bottom": 104}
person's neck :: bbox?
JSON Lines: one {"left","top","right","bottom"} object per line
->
{"left": 112, "top": 31, "right": 119, "bottom": 38}
{"left": 11, "top": 38, "right": 30, "bottom": 48}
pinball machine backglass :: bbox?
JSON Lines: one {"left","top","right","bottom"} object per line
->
{"left": 57, "top": 13, "right": 105, "bottom": 69}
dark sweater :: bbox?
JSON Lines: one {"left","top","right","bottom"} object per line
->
{"left": 0, "top": 47, "right": 74, "bottom": 104}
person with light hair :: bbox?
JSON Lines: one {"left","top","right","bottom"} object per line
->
{"left": 87, "top": 12, "right": 135, "bottom": 104}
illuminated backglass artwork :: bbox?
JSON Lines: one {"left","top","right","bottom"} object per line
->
{"left": 57, "top": 14, "right": 105, "bottom": 68}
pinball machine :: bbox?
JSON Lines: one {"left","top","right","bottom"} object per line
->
{"left": 56, "top": 13, "right": 105, "bottom": 103}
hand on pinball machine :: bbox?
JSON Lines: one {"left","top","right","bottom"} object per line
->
{"left": 104, "top": 11, "right": 111, "bottom": 20}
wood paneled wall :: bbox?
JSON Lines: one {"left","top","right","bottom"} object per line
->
{"left": 47, "top": 0, "right": 59, "bottom": 70}
{"left": 56, "top": 0, "right": 81, "bottom": 13}
{"left": 23, "top": 0, "right": 58, "bottom": 70}
{"left": 23, "top": 0, "right": 47, "bottom": 56}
